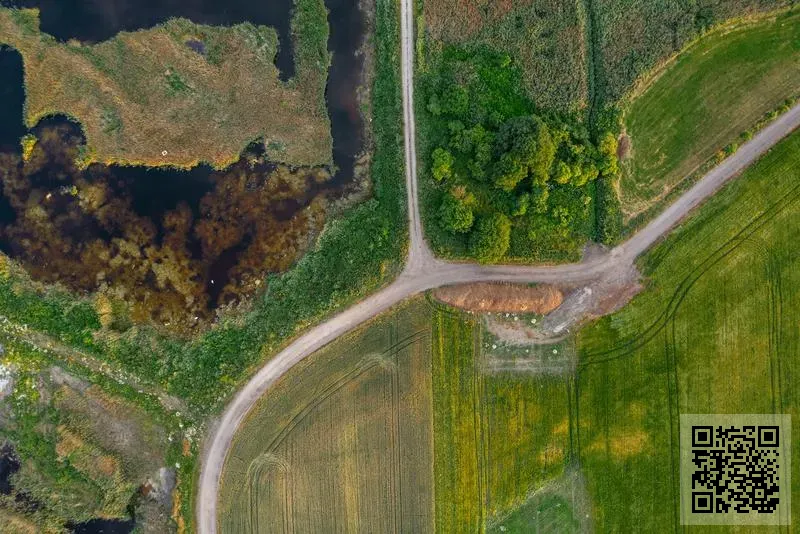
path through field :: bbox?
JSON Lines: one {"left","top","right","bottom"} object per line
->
{"left": 195, "top": 0, "right": 800, "bottom": 529}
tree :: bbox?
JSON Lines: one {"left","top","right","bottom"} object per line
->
{"left": 494, "top": 152, "right": 527, "bottom": 191}
{"left": 431, "top": 148, "right": 455, "bottom": 182}
{"left": 553, "top": 161, "right": 572, "bottom": 184}
{"left": 441, "top": 84, "right": 469, "bottom": 117}
{"left": 470, "top": 213, "right": 511, "bottom": 263}
{"left": 438, "top": 188, "right": 475, "bottom": 233}
{"left": 597, "top": 131, "right": 619, "bottom": 176}
{"left": 493, "top": 115, "right": 556, "bottom": 189}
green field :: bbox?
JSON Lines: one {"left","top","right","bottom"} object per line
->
{"left": 619, "top": 8, "right": 800, "bottom": 221}
{"left": 590, "top": 0, "right": 791, "bottom": 103}
{"left": 218, "top": 298, "right": 578, "bottom": 534}
{"left": 577, "top": 126, "right": 800, "bottom": 531}
{"left": 431, "top": 304, "right": 575, "bottom": 532}
{"left": 218, "top": 298, "right": 435, "bottom": 533}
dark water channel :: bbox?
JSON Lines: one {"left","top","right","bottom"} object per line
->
{"left": 8, "top": 0, "right": 297, "bottom": 79}
{"left": 0, "top": 0, "right": 366, "bottom": 318}
{"left": 0, "top": 444, "right": 20, "bottom": 495}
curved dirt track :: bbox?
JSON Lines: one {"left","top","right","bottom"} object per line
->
{"left": 195, "top": 0, "right": 800, "bottom": 529}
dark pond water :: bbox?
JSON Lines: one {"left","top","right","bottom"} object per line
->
{"left": 7, "top": 0, "right": 297, "bottom": 80}
{"left": 0, "top": 445, "right": 20, "bottom": 495}
{"left": 0, "top": 45, "right": 25, "bottom": 152}
{"left": 0, "top": 0, "right": 367, "bottom": 319}
{"left": 69, "top": 518, "right": 135, "bottom": 534}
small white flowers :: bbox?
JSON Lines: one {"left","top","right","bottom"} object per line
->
{"left": 162, "top": 150, "right": 168, "bottom": 156}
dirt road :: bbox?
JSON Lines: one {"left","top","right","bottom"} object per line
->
{"left": 195, "top": 0, "right": 800, "bottom": 528}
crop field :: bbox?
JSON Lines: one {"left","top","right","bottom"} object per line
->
{"left": 420, "top": 0, "right": 588, "bottom": 114}
{"left": 431, "top": 304, "right": 575, "bottom": 532}
{"left": 576, "top": 128, "right": 800, "bottom": 531}
{"left": 590, "top": 0, "right": 791, "bottom": 103}
{"left": 619, "top": 8, "right": 800, "bottom": 220}
{"left": 0, "top": 4, "right": 331, "bottom": 168}
{"left": 218, "top": 299, "right": 436, "bottom": 533}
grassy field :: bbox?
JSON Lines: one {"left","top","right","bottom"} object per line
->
{"left": 421, "top": 0, "right": 588, "bottom": 114}
{"left": 576, "top": 127, "right": 800, "bottom": 531}
{"left": 431, "top": 304, "right": 574, "bottom": 532}
{"left": 218, "top": 298, "right": 435, "bottom": 533}
{"left": 218, "top": 298, "right": 576, "bottom": 534}
{"left": 590, "top": 0, "right": 791, "bottom": 103}
{"left": 0, "top": 4, "right": 331, "bottom": 168}
{"left": 619, "top": 8, "right": 800, "bottom": 220}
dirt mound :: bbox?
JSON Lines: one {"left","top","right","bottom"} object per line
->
{"left": 433, "top": 282, "right": 563, "bottom": 314}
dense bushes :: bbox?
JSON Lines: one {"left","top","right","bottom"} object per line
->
{"left": 420, "top": 46, "right": 619, "bottom": 262}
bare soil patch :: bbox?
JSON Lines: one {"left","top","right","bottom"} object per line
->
{"left": 433, "top": 282, "right": 563, "bottom": 314}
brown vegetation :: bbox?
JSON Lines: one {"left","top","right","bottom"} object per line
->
{"left": 425, "top": 0, "right": 533, "bottom": 41}
{"left": 0, "top": 8, "right": 331, "bottom": 169}
{"left": 423, "top": 0, "right": 587, "bottom": 113}
{"left": 433, "top": 282, "right": 563, "bottom": 314}
{"left": 0, "top": 122, "right": 329, "bottom": 328}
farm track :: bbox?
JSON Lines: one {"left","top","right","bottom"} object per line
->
{"left": 196, "top": 0, "right": 800, "bottom": 529}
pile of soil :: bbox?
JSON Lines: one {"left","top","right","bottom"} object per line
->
{"left": 433, "top": 282, "right": 563, "bottom": 314}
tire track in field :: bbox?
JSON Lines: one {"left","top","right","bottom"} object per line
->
{"left": 261, "top": 330, "right": 426, "bottom": 454}
{"left": 388, "top": 322, "right": 402, "bottom": 534}
{"left": 664, "top": 315, "right": 680, "bottom": 533}
{"left": 579, "top": 180, "right": 800, "bottom": 367}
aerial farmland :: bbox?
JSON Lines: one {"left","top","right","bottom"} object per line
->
{"left": 0, "top": 0, "right": 798, "bottom": 532}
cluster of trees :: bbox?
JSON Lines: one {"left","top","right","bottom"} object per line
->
{"left": 427, "top": 78, "right": 620, "bottom": 262}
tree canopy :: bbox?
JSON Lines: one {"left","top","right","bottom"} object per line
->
{"left": 423, "top": 46, "right": 621, "bottom": 262}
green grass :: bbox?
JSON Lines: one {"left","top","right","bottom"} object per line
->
{"left": 487, "top": 494, "right": 579, "bottom": 534}
{"left": 576, "top": 126, "right": 800, "bottom": 532}
{"left": 619, "top": 8, "right": 800, "bottom": 220}
{"left": 431, "top": 307, "right": 483, "bottom": 532}
{"left": 421, "top": 0, "right": 589, "bottom": 114}
{"left": 590, "top": 0, "right": 791, "bottom": 103}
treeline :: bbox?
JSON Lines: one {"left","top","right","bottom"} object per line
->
{"left": 422, "top": 47, "right": 621, "bottom": 262}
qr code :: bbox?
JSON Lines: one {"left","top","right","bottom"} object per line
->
{"left": 690, "top": 425, "right": 780, "bottom": 513}
{"left": 680, "top": 414, "right": 791, "bottom": 526}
